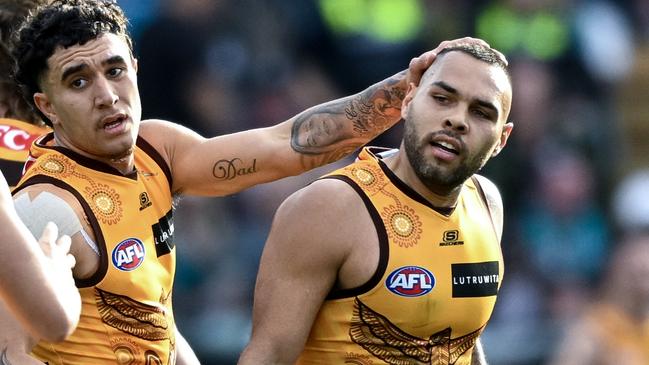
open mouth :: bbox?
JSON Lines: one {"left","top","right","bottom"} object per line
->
{"left": 103, "top": 114, "right": 127, "bottom": 131}
{"left": 431, "top": 140, "right": 459, "bottom": 155}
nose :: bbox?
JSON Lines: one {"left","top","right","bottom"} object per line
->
{"left": 443, "top": 109, "right": 468, "bottom": 133}
{"left": 94, "top": 76, "right": 118, "bottom": 108}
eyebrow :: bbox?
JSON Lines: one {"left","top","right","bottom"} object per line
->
{"left": 60, "top": 55, "right": 127, "bottom": 82}
{"left": 61, "top": 63, "right": 88, "bottom": 82}
{"left": 432, "top": 80, "right": 500, "bottom": 119}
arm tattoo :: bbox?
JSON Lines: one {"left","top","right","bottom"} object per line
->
{"left": 212, "top": 158, "right": 258, "bottom": 181}
{"left": 290, "top": 70, "right": 407, "bottom": 162}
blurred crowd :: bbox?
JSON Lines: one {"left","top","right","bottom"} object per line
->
{"left": 116, "top": 0, "right": 649, "bottom": 364}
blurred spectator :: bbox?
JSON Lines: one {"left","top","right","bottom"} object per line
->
{"left": 612, "top": 169, "right": 649, "bottom": 234}
{"left": 548, "top": 232, "right": 649, "bottom": 365}
{"left": 136, "top": 0, "right": 249, "bottom": 135}
{"left": 518, "top": 147, "right": 609, "bottom": 303}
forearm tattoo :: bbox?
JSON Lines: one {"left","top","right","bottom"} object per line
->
{"left": 290, "top": 70, "right": 407, "bottom": 162}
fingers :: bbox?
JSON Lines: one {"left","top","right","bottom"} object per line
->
{"left": 39, "top": 221, "right": 59, "bottom": 256}
{"left": 57, "top": 235, "right": 76, "bottom": 269}
{"left": 56, "top": 234, "right": 73, "bottom": 258}
{"left": 407, "top": 36, "right": 508, "bottom": 86}
{"left": 66, "top": 253, "right": 77, "bottom": 270}
{"left": 38, "top": 222, "right": 75, "bottom": 269}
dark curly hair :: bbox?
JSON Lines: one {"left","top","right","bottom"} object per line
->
{"left": 0, "top": 0, "right": 48, "bottom": 124}
{"left": 11, "top": 0, "right": 134, "bottom": 126}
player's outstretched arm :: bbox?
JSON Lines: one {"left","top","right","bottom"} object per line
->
{"left": 0, "top": 171, "right": 80, "bottom": 342}
{"left": 0, "top": 302, "right": 42, "bottom": 365}
{"left": 141, "top": 37, "right": 498, "bottom": 196}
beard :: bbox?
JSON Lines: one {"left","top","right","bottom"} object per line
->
{"left": 403, "top": 121, "right": 493, "bottom": 194}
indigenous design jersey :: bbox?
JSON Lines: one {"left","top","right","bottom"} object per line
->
{"left": 297, "top": 147, "right": 504, "bottom": 365}
{"left": 0, "top": 118, "right": 49, "bottom": 186}
{"left": 13, "top": 133, "right": 177, "bottom": 365}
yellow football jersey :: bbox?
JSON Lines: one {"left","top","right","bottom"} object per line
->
{"left": 297, "top": 147, "right": 504, "bottom": 365}
{"left": 14, "top": 133, "right": 177, "bottom": 365}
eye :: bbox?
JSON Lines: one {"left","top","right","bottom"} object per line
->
{"left": 70, "top": 78, "right": 88, "bottom": 89}
{"left": 472, "top": 108, "right": 492, "bottom": 120}
{"left": 433, "top": 95, "right": 449, "bottom": 104}
{"left": 107, "top": 67, "right": 124, "bottom": 78}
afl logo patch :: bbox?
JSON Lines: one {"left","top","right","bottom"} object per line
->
{"left": 385, "top": 266, "right": 435, "bottom": 297}
{"left": 112, "top": 238, "right": 145, "bottom": 271}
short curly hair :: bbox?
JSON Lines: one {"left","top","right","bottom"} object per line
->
{"left": 0, "top": 0, "right": 49, "bottom": 124}
{"left": 11, "top": 0, "right": 134, "bottom": 126}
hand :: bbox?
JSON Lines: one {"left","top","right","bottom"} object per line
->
{"left": 39, "top": 222, "right": 76, "bottom": 273}
{"left": 407, "top": 37, "right": 508, "bottom": 86}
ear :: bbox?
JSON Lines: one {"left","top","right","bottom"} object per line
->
{"left": 401, "top": 82, "right": 417, "bottom": 120}
{"left": 132, "top": 57, "right": 139, "bottom": 73}
{"left": 33, "top": 92, "right": 58, "bottom": 125}
{"left": 491, "top": 122, "right": 513, "bottom": 157}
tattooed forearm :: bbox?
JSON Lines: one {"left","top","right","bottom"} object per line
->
{"left": 290, "top": 70, "right": 408, "bottom": 156}
{"left": 347, "top": 71, "right": 406, "bottom": 137}
{"left": 212, "top": 158, "right": 258, "bottom": 181}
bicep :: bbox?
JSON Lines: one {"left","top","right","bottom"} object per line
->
{"left": 242, "top": 184, "right": 350, "bottom": 363}
{"left": 142, "top": 119, "right": 301, "bottom": 196}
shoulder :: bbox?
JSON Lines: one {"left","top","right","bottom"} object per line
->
{"left": 472, "top": 174, "right": 504, "bottom": 241}
{"left": 139, "top": 119, "right": 203, "bottom": 139}
{"left": 473, "top": 174, "right": 503, "bottom": 209}
{"left": 13, "top": 184, "right": 87, "bottom": 229}
{"left": 266, "top": 176, "right": 374, "bottom": 272}
{"left": 272, "top": 177, "right": 371, "bottom": 246}
{"left": 138, "top": 119, "right": 178, "bottom": 142}
{"left": 278, "top": 177, "right": 365, "bottom": 223}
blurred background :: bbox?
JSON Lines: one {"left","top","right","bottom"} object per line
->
{"left": 116, "top": 0, "right": 649, "bottom": 363}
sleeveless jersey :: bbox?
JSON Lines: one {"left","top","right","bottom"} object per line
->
{"left": 13, "top": 133, "right": 177, "bottom": 365}
{"left": 297, "top": 147, "right": 504, "bottom": 365}
{"left": 0, "top": 118, "right": 49, "bottom": 186}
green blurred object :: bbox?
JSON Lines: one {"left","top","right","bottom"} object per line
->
{"left": 476, "top": 3, "right": 569, "bottom": 60}
{"left": 318, "top": 0, "right": 424, "bottom": 43}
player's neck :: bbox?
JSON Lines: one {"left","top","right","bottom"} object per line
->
{"left": 383, "top": 152, "right": 461, "bottom": 209}
{"left": 52, "top": 133, "right": 135, "bottom": 175}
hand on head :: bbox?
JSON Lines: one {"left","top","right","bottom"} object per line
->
{"left": 407, "top": 37, "right": 508, "bottom": 87}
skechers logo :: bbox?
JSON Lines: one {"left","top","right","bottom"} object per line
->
{"left": 386, "top": 266, "right": 435, "bottom": 297}
{"left": 139, "top": 192, "right": 152, "bottom": 211}
{"left": 112, "top": 238, "right": 145, "bottom": 271}
{"left": 439, "top": 230, "right": 464, "bottom": 246}
{"left": 452, "top": 261, "right": 499, "bottom": 297}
